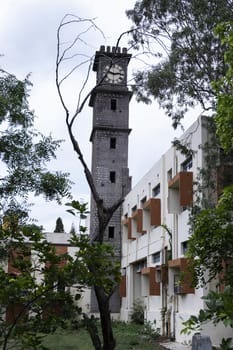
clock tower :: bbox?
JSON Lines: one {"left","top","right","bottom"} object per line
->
{"left": 89, "top": 45, "right": 132, "bottom": 312}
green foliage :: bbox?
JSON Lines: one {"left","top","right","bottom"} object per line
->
{"left": 182, "top": 187, "right": 233, "bottom": 335}
{"left": 69, "top": 223, "right": 77, "bottom": 235}
{"left": 217, "top": 337, "right": 233, "bottom": 350}
{"left": 160, "top": 224, "right": 172, "bottom": 257}
{"left": 0, "top": 69, "right": 71, "bottom": 203}
{"left": 130, "top": 299, "right": 144, "bottom": 325}
{"left": 127, "top": 0, "right": 233, "bottom": 127}
{"left": 181, "top": 315, "right": 202, "bottom": 335}
{"left": 180, "top": 113, "right": 233, "bottom": 336}
{"left": 66, "top": 201, "right": 88, "bottom": 234}
{"left": 172, "top": 139, "right": 195, "bottom": 158}
{"left": 0, "top": 220, "right": 78, "bottom": 350}
{"left": 143, "top": 321, "right": 160, "bottom": 340}
{"left": 54, "top": 217, "right": 65, "bottom": 233}
{"left": 65, "top": 200, "right": 89, "bottom": 219}
{"left": 0, "top": 68, "right": 73, "bottom": 349}
{"left": 203, "top": 286, "right": 233, "bottom": 328}
{"left": 42, "top": 321, "right": 160, "bottom": 350}
{"left": 213, "top": 21, "right": 233, "bottom": 153}
{"left": 0, "top": 70, "right": 33, "bottom": 127}
{"left": 182, "top": 286, "right": 233, "bottom": 335}
{"left": 68, "top": 233, "right": 121, "bottom": 294}
{"left": 65, "top": 201, "right": 120, "bottom": 294}
{"left": 187, "top": 186, "right": 233, "bottom": 286}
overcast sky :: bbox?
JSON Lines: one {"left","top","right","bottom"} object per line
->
{"left": 0, "top": 0, "right": 196, "bottom": 232}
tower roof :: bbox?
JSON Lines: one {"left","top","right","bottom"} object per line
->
{"left": 92, "top": 45, "right": 132, "bottom": 71}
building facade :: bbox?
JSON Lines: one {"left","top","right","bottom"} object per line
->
{"left": 89, "top": 46, "right": 132, "bottom": 312}
{"left": 120, "top": 115, "right": 232, "bottom": 345}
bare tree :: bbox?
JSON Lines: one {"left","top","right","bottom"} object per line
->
{"left": 55, "top": 14, "right": 131, "bottom": 350}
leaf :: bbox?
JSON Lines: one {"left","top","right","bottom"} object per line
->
{"left": 66, "top": 209, "right": 76, "bottom": 216}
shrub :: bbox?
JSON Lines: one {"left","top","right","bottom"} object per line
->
{"left": 130, "top": 299, "right": 144, "bottom": 325}
{"left": 143, "top": 320, "right": 160, "bottom": 340}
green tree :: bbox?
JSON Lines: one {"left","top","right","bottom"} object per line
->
{"left": 214, "top": 21, "right": 233, "bottom": 153}
{"left": 127, "top": 0, "right": 233, "bottom": 128}
{"left": 0, "top": 69, "right": 72, "bottom": 348}
{"left": 0, "top": 215, "right": 76, "bottom": 350}
{"left": 0, "top": 69, "right": 71, "bottom": 207}
{"left": 69, "top": 223, "right": 77, "bottom": 235}
{"left": 54, "top": 217, "right": 65, "bottom": 233}
{"left": 180, "top": 22, "right": 233, "bottom": 337}
{"left": 182, "top": 186, "right": 233, "bottom": 334}
{"left": 181, "top": 23, "right": 233, "bottom": 336}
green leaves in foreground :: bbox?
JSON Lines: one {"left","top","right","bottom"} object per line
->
{"left": 188, "top": 186, "right": 233, "bottom": 286}
{"left": 182, "top": 286, "right": 233, "bottom": 334}
{"left": 70, "top": 234, "right": 121, "bottom": 294}
{"left": 182, "top": 187, "right": 233, "bottom": 335}
{"left": 66, "top": 200, "right": 121, "bottom": 295}
{"left": 214, "top": 21, "right": 233, "bottom": 154}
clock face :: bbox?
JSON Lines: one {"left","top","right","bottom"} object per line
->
{"left": 103, "top": 64, "right": 125, "bottom": 84}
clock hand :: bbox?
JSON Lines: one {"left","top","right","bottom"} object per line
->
{"left": 110, "top": 71, "right": 124, "bottom": 76}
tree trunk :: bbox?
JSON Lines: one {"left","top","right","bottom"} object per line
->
{"left": 83, "top": 314, "right": 102, "bottom": 350}
{"left": 94, "top": 286, "right": 116, "bottom": 350}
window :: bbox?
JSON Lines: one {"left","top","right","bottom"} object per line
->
{"left": 108, "top": 226, "right": 115, "bottom": 239}
{"left": 111, "top": 99, "right": 117, "bottom": 111}
{"left": 182, "top": 157, "right": 192, "bottom": 172}
{"left": 140, "top": 196, "right": 147, "bottom": 207}
{"left": 152, "top": 184, "right": 160, "bottom": 197}
{"left": 132, "top": 205, "right": 137, "bottom": 213}
{"left": 174, "top": 274, "right": 182, "bottom": 294}
{"left": 181, "top": 241, "right": 188, "bottom": 255}
{"left": 110, "top": 171, "right": 116, "bottom": 183}
{"left": 136, "top": 259, "right": 147, "bottom": 273}
{"left": 110, "top": 137, "right": 116, "bottom": 149}
{"left": 152, "top": 252, "right": 160, "bottom": 264}
{"left": 167, "top": 169, "right": 172, "bottom": 181}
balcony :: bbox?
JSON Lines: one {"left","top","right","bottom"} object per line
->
{"left": 168, "top": 258, "right": 195, "bottom": 294}
{"left": 122, "top": 217, "right": 135, "bottom": 240}
{"left": 168, "top": 172, "right": 193, "bottom": 213}
{"left": 141, "top": 267, "right": 160, "bottom": 296}
{"left": 132, "top": 209, "right": 146, "bottom": 234}
{"left": 143, "top": 198, "right": 161, "bottom": 227}
{"left": 155, "top": 264, "right": 168, "bottom": 284}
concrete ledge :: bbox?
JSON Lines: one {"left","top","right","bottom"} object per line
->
{"left": 160, "top": 341, "right": 191, "bottom": 350}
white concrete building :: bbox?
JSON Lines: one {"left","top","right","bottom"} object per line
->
{"left": 120, "top": 115, "right": 232, "bottom": 345}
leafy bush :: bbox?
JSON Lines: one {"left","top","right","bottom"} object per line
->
{"left": 130, "top": 299, "right": 144, "bottom": 325}
{"left": 143, "top": 320, "right": 160, "bottom": 340}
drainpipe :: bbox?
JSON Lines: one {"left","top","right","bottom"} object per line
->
{"left": 173, "top": 304, "right": 176, "bottom": 339}
{"left": 161, "top": 154, "right": 167, "bottom": 336}
{"left": 161, "top": 229, "right": 166, "bottom": 336}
